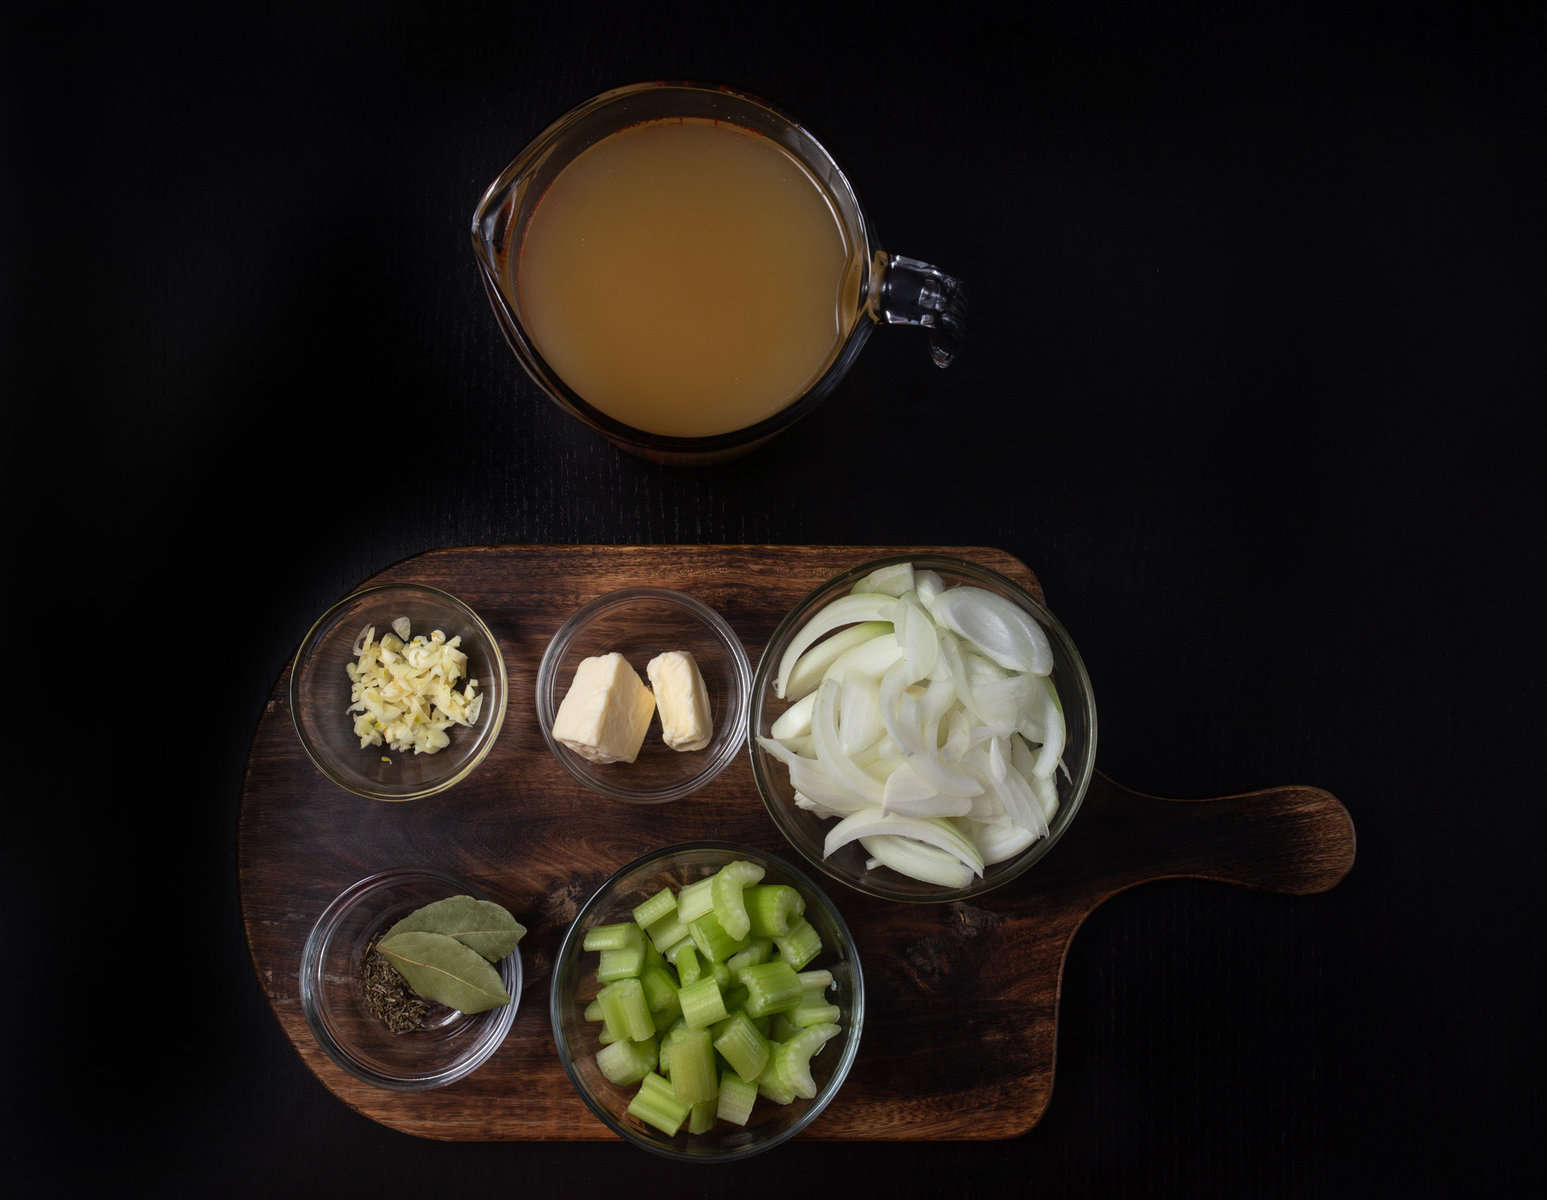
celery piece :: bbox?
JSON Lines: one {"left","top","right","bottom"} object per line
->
{"left": 598, "top": 1023, "right": 620, "bottom": 1046}
{"left": 688, "top": 1098, "right": 717, "bottom": 1135}
{"left": 743, "top": 885, "right": 806, "bottom": 938}
{"left": 722, "top": 984, "right": 749, "bottom": 1014}
{"left": 645, "top": 912, "right": 690, "bottom": 955}
{"left": 583, "top": 921, "right": 641, "bottom": 952}
{"left": 628, "top": 1072, "right": 689, "bottom": 1136}
{"left": 769, "top": 1012, "right": 798, "bottom": 1042}
{"left": 671, "top": 942, "right": 704, "bottom": 987}
{"left": 768, "top": 1023, "right": 841, "bottom": 1100}
{"left": 756, "top": 1070, "right": 797, "bottom": 1107}
{"left": 712, "top": 1011, "right": 771, "bottom": 1082}
{"left": 789, "top": 991, "right": 841, "bottom": 1028}
{"left": 712, "top": 962, "right": 732, "bottom": 991}
{"left": 709, "top": 860, "right": 766, "bottom": 941}
{"left": 640, "top": 933, "right": 667, "bottom": 974}
{"left": 677, "top": 877, "right": 716, "bottom": 923}
{"left": 653, "top": 1004, "right": 681, "bottom": 1034}
{"left": 750, "top": 1013, "right": 772, "bottom": 1038}
{"left": 596, "top": 1036, "right": 658, "bottom": 1086}
{"left": 677, "top": 976, "right": 728, "bottom": 1030}
{"left": 772, "top": 919, "right": 823, "bottom": 972}
{"left": 596, "top": 941, "right": 646, "bottom": 982}
{"left": 597, "top": 978, "right": 654, "bottom": 1042}
{"left": 669, "top": 1028, "right": 719, "bottom": 1105}
{"left": 740, "top": 960, "right": 804, "bottom": 1017}
{"left": 632, "top": 887, "right": 677, "bottom": 930}
{"left": 583, "top": 998, "right": 605, "bottom": 1022}
{"left": 726, "top": 939, "right": 774, "bottom": 979}
{"left": 640, "top": 964, "right": 680, "bottom": 1016}
{"left": 689, "top": 910, "right": 751, "bottom": 963}
{"left": 658, "top": 1021, "right": 689, "bottom": 1077}
{"left": 797, "top": 969, "right": 833, "bottom": 992}
{"left": 717, "top": 1072, "right": 758, "bottom": 1126}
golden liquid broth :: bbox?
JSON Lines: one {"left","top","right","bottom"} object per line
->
{"left": 516, "top": 119, "right": 855, "bottom": 438}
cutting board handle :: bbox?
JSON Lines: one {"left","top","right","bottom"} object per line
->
{"left": 1055, "top": 772, "right": 1356, "bottom": 903}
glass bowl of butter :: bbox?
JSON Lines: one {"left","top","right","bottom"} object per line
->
{"left": 537, "top": 589, "right": 752, "bottom": 803}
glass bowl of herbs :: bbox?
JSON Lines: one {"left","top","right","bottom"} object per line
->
{"left": 300, "top": 868, "right": 525, "bottom": 1090}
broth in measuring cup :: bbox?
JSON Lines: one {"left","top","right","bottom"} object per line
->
{"left": 515, "top": 118, "right": 860, "bottom": 439}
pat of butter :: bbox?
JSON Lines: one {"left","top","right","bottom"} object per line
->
{"left": 551, "top": 652, "right": 656, "bottom": 764}
{"left": 646, "top": 650, "right": 713, "bottom": 752}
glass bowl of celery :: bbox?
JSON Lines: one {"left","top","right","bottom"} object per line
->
{"left": 747, "top": 554, "right": 1098, "bottom": 902}
{"left": 550, "top": 843, "right": 865, "bottom": 1161}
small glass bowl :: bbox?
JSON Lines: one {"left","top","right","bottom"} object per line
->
{"left": 749, "top": 554, "right": 1098, "bottom": 903}
{"left": 291, "top": 583, "right": 508, "bottom": 801}
{"left": 536, "top": 589, "right": 751, "bottom": 803}
{"left": 550, "top": 843, "right": 864, "bottom": 1161}
{"left": 299, "top": 868, "right": 523, "bottom": 1091}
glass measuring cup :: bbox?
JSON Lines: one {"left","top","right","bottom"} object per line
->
{"left": 470, "top": 81, "right": 966, "bottom": 464}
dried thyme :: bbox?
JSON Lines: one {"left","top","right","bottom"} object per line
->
{"left": 360, "top": 936, "right": 431, "bottom": 1034}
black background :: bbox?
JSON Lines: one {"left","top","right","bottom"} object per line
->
{"left": 5, "top": 1, "right": 1543, "bottom": 1195}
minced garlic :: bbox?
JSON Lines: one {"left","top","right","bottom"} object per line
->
{"left": 345, "top": 618, "right": 483, "bottom": 755}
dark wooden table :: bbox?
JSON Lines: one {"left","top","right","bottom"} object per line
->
{"left": 8, "top": 2, "right": 1542, "bottom": 1196}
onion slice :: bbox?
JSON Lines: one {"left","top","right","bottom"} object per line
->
{"left": 775, "top": 595, "right": 897, "bottom": 698}
{"left": 824, "top": 809, "right": 985, "bottom": 877}
{"left": 928, "top": 586, "right": 1053, "bottom": 676}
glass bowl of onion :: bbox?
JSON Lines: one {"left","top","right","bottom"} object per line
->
{"left": 748, "top": 555, "right": 1097, "bottom": 902}
{"left": 291, "top": 583, "right": 508, "bottom": 801}
{"left": 550, "top": 842, "right": 864, "bottom": 1161}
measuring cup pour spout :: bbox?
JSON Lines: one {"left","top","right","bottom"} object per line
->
{"left": 874, "top": 253, "right": 967, "bottom": 368}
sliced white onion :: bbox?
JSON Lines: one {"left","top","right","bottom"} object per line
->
{"left": 838, "top": 677, "right": 885, "bottom": 756}
{"left": 771, "top": 690, "right": 817, "bottom": 740}
{"left": 783, "top": 620, "right": 892, "bottom": 702}
{"left": 812, "top": 678, "right": 884, "bottom": 804}
{"left": 928, "top": 586, "right": 1053, "bottom": 676}
{"left": 850, "top": 561, "right": 915, "bottom": 597}
{"left": 860, "top": 834, "right": 974, "bottom": 889}
{"left": 824, "top": 809, "right": 984, "bottom": 877}
{"left": 881, "top": 759, "right": 971, "bottom": 818}
{"left": 775, "top": 596, "right": 897, "bottom": 699}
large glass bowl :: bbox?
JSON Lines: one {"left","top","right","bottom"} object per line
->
{"left": 550, "top": 843, "right": 864, "bottom": 1161}
{"left": 748, "top": 554, "right": 1097, "bottom": 902}
{"left": 299, "top": 868, "right": 523, "bottom": 1090}
{"left": 291, "top": 583, "right": 507, "bottom": 801}
{"left": 536, "top": 589, "right": 751, "bottom": 803}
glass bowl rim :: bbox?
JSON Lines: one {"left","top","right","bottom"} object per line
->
{"left": 548, "top": 839, "right": 866, "bottom": 1162}
{"left": 298, "top": 866, "right": 523, "bottom": 1091}
{"left": 289, "top": 581, "right": 509, "bottom": 802}
{"left": 747, "top": 553, "right": 1098, "bottom": 903}
{"left": 535, "top": 587, "right": 752, "bottom": 803}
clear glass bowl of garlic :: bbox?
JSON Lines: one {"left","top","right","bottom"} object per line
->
{"left": 291, "top": 583, "right": 508, "bottom": 801}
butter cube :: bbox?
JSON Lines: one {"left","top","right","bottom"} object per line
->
{"left": 552, "top": 652, "right": 656, "bottom": 764}
{"left": 646, "top": 650, "right": 713, "bottom": 752}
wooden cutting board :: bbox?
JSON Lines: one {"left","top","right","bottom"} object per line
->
{"left": 237, "top": 545, "right": 1355, "bottom": 1140}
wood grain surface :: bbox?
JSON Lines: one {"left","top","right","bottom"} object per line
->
{"left": 238, "top": 545, "right": 1355, "bottom": 1141}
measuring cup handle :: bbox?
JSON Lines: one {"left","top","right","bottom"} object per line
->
{"left": 874, "top": 252, "right": 967, "bottom": 368}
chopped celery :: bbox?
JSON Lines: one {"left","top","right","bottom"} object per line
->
{"left": 769, "top": 1012, "right": 798, "bottom": 1042}
{"left": 676, "top": 877, "right": 716, "bottom": 923}
{"left": 669, "top": 1028, "right": 719, "bottom": 1105}
{"left": 639, "top": 964, "right": 680, "bottom": 1015}
{"left": 709, "top": 860, "right": 766, "bottom": 941}
{"left": 644, "top": 912, "right": 690, "bottom": 955}
{"left": 678, "top": 977, "right": 728, "bottom": 1029}
{"left": 596, "top": 1036, "right": 658, "bottom": 1086}
{"left": 740, "top": 960, "right": 804, "bottom": 1017}
{"left": 597, "top": 978, "right": 655, "bottom": 1042}
{"left": 756, "top": 1070, "right": 797, "bottom": 1106}
{"left": 689, "top": 910, "right": 750, "bottom": 963}
{"left": 596, "top": 940, "right": 646, "bottom": 982}
{"left": 712, "top": 1011, "right": 771, "bottom": 1081}
{"left": 632, "top": 887, "right": 677, "bottom": 929}
{"left": 726, "top": 939, "right": 774, "bottom": 978}
{"left": 717, "top": 1072, "right": 758, "bottom": 1126}
{"left": 797, "top": 969, "right": 833, "bottom": 992}
{"left": 670, "top": 941, "right": 703, "bottom": 986}
{"left": 583, "top": 998, "right": 604, "bottom": 1022}
{"left": 583, "top": 922, "right": 641, "bottom": 952}
{"left": 628, "top": 1072, "right": 689, "bottom": 1135}
{"left": 653, "top": 1004, "right": 680, "bottom": 1034}
{"left": 743, "top": 885, "right": 805, "bottom": 938}
{"left": 789, "top": 990, "right": 841, "bottom": 1028}
{"left": 750, "top": 1013, "right": 772, "bottom": 1038}
{"left": 688, "top": 1098, "right": 717, "bottom": 1134}
{"left": 768, "top": 1022, "right": 841, "bottom": 1100}
{"left": 712, "top": 962, "right": 732, "bottom": 991}
{"left": 658, "top": 1021, "right": 689, "bottom": 1077}
{"left": 773, "top": 919, "right": 823, "bottom": 972}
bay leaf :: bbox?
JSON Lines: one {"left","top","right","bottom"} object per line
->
{"left": 375, "top": 931, "right": 510, "bottom": 1014}
{"left": 383, "top": 895, "right": 527, "bottom": 962}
